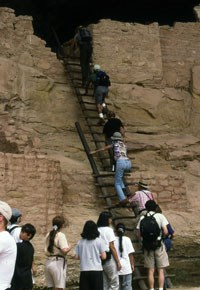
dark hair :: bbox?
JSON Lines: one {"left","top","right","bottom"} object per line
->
{"left": 10, "top": 216, "right": 19, "bottom": 224}
{"left": 97, "top": 211, "right": 112, "bottom": 227}
{"left": 107, "top": 111, "right": 116, "bottom": 118}
{"left": 145, "top": 200, "right": 158, "bottom": 212}
{"left": 156, "top": 205, "right": 162, "bottom": 213}
{"left": 81, "top": 220, "right": 99, "bottom": 240}
{"left": 47, "top": 215, "right": 66, "bottom": 254}
{"left": 21, "top": 223, "right": 36, "bottom": 240}
{"left": 116, "top": 223, "right": 126, "bottom": 257}
{"left": 10, "top": 208, "right": 22, "bottom": 224}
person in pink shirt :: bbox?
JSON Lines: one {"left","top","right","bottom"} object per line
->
{"left": 128, "top": 181, "right": 154, "bottom": 216}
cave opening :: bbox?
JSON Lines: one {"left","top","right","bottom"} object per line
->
{"left": 0, "top": 0, "right": 200, "bottom": 52}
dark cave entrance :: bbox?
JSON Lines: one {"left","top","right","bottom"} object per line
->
{"left": 0, "top": 0, "right": 200, "bottom": 52}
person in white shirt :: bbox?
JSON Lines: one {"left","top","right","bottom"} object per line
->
{"left": 114, "top": 223, "right": 135, "bottom": 290}
{"left": 136, "top": 200, "right": 169, "bottom": 290}
{"left": 7, "top": 208, "right": 22, "bottom": 243}
{"left": 75, "top": 220, "right": 107, "bottom": 290}
{"left": 97, "top": 211, "right": 122, "bottom": 290}
{"left": 0, "top": 200, "right": 17, "bottom": 290}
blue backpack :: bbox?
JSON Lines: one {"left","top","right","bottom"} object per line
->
{"left": 95, "top": 70, "right": 111, "bottom": 87}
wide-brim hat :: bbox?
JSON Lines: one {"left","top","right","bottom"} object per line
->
{"left": 111, "top": 132, "right": 123, "bottom": 141}
{"left": 0, "top": 200, "right": 12, "bottom": 222}
{"left": 138, "top": 181, "right": 148, "bottom": 190}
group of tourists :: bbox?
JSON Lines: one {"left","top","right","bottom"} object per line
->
{"left": 0, "top": 25, "right": 175, "bottom": 290}
{"left": 73, "top": 25, "right": 175, "bottom": 290}
{"left": 0, "top": 201, "right": 36, "bottom": 290}
{"left": 0, "top": 201, "right": 135, "bottom": 290}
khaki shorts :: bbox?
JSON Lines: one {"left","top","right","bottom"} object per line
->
{"left": 144, "top": 243, "right": 169, "bottom": 269}
{"left": 45, "top": 257, "right": 67, "bottom": 288}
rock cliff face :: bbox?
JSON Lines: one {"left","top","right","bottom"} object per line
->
{"left": 1, "top": 7, "right": 200, "bottom": 287}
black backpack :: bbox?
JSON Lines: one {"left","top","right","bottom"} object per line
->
{"left": 140, "top": 213, "right": 162, "bottom": 251}
{"left": 79, "top": 27, "right": 92, "bottom": 43}
{"left": 95, "top": 70, "right": 111, "bottom": 87}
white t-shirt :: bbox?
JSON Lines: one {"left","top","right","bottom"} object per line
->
{"left": 7, "top": 224, "right": 22, "bottom": 243}
{"left": 75, "top": 237, "right": 107, "bottom": 271}
{"left": 0, "top": 231, "right": 17, "bottom": 290}
{"left": 114, "top": 236, "right": 135, "bottom": 275}
{"left": 98, "top": 226, "right": 116, "bottom": 252}
{"left": 136, "top": 211, "right": 169, "bottom": 230}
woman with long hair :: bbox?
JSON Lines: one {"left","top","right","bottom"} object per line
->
{"left": 44, "top": 215, "right": 72, "bottom": 290}
{"left": 75, "top": 220, "right": 107, "bottom": 290}
{"left": 97, "top": 211, "right": 122, "bottom": 290}
{"left": 114, "top": 223, "right": 135, "bottom": 290}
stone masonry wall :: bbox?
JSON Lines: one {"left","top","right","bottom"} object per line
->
{"left": 0, "top": 153, "right": 63, "bottom": 235}
{"left": 132, "top": 172, "right": 187, "bottom": 210}
{"left": 160, "top": 23, "right": 200, "bottom": 89}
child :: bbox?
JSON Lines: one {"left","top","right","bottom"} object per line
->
{"left": 114, "top": 223, "right": 135, "bottom": 290}
{"left": 11, "top": 223, "right": 36, "bottom": 290}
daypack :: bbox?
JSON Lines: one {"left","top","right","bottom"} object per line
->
{"left": 140, "top": 213, "right": 162, "bottom": 251}
{"left": 79, "top": 27, "right": 92, "bottom": 43}
{"left": 95, "top": 70, "right": 111, "bottom": 87}
{"left": 7, "top": 225, "right": 20, "bottom": 234}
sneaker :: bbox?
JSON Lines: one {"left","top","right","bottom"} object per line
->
{"left": 111, "top": 165, "right": 115, "bottom": 172}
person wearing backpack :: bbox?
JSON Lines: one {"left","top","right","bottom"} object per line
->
{"left": 74, "top": 25, "right": 93, "bottom": 87}
{"left": 136, "top": 200, "right": 169, "bottom": 290}
{"left": 7, "top": 208, "right": 22, "bottom": 243}
{"left": 85, "top": 64, "right": 111, "bottom": 125}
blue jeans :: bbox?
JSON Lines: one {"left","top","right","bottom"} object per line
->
{"left": 115, "top": 159, "right": 132, "bottom": 201}
{"left": 119, "top": 274, "right": 132, "bottom": 290}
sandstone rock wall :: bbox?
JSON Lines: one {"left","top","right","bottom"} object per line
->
{"left": 0, "top": 7, "right": 84, "bottom": 159}
{"left": 91, "top": 20, "right": 200, "bottom": 134}
{"left": 0, "top": 152, "right": 63, "bottom": 234}
{"left": 160, "top": 23, "right": 200, "bottom": 89}
{"left": 0, "top": 8, "right": 200, "bottom": 287}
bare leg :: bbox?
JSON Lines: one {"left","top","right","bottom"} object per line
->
{"left": 148, "top": 268, "right": 155, "bottom": 289}
{"left": 157, "top": 268, "right": 165, "bottom": 289}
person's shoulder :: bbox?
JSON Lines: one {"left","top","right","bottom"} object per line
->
{"left": 123, "top": 235, "right": 131, "bottom": 242}
{"left": 57, "top": 231, "right": 66, "bottom": 237}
